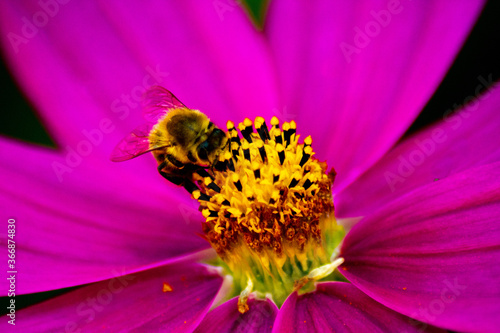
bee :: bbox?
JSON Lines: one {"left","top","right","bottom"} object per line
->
{"left": 111, "top": 86, "right": 229, "bottom": 192}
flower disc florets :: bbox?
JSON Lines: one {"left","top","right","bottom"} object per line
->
{"left": 192, "top": 116, "right": 344, "bottom": 310}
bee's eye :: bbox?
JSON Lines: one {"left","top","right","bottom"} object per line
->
{"left": 211, "top": 129, "right": 224, "bottom": 146}
{"left": 197, "top": 141, "right": 209, "bottom": 160}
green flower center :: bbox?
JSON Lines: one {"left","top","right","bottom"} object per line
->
{"left": 193, "top": 116, "right": 345, "bottom": 311}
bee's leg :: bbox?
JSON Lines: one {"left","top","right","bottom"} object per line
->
{"left": 195, "top": 168, "right": 212, "bottom": 179}
{"left": 157, "top": 161, "right": 198, "bottom": 194}
{"left": 164, "top": 174, "right": 199, "bottom": 194}
{"left": 165, "top": 154, "right": 184, "bottom": 168}
{"left": 157, "top": 160, "right": 168, "bottom": 175}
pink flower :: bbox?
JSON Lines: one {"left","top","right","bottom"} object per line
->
{"left": 1, "top": 0, "right": 499, "bottom": 332}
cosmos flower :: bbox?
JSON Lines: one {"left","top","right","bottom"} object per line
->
{"left": 1, "top": 0, "right": 499, "bottom": 332}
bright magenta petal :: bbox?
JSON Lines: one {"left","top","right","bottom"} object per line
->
{"left": 273, "top": 282, "right": 443, "bottom": 332}
{"left": 337, "top": 82, "right": 500, "bottom": 218}
{"left": 0, "top": 0, "right": 277, "bottom": 167}
{"left": 265, "top": 0, "right": 485, "bottom": 191}
{"left": 0, "top": 263, "right": 222, "bottom": 332}
{"left": 195, "top": 297, "right": 278, "bottom": 333}
{"left": 341, "top": 162, "right": 500, "bottom": 332}
{"left": 0, "top": 138, "right": 209, "bottom": 294}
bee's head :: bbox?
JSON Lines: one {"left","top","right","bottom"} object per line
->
{"left": 197, "top": 128, "right": 228, "bottom": 163}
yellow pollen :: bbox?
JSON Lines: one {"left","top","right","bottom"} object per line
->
{"left": 251, "top": 160, "right": 260, "bottom": 170}
{"left": 192, "top": 190, "right": 201, "bottom": 200}
{"left": 202, "top": 209, "right": 211, "bottom": 219}
{"left": 270, "top": 116, "right": 279, "bottom": 126}
{"left": 162, "top": 282, "right": 173, "bottom": 292}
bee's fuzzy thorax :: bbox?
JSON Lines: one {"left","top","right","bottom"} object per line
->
{"left": 149, "top": 107, "right": 216, "bottom": 165}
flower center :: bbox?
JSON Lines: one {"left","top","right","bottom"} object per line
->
{"left": 193, "top": 116, "right": 345, "bottom": 311}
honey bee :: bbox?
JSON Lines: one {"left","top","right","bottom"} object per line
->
{"left": 111, "top": 86, "right": 229, "bottom": 192}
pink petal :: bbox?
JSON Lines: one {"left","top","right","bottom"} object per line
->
{"left": 273, "top": 282, "right": 444, "bottom": 332}
{"left": 265, "top": 0, "right": 485, "bottom": 191}
{"left": 0, "top": 138, "right": 209, "bottom": 294}
{"left": 195, "top": 296, "right": 278, "bottom": 333}
{"left": 341, "top": 162, "right": 500, "bottom": 332}
{"left": 0, "top": 262, "right": 223, "bottom": 332}
{"left": 336, "top": 81, "right": 500, "bottom": 218}
{"left": 0, "top": 0, "right": 277, "bottom": 168}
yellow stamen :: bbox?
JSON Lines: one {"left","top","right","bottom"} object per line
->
{"left": 194, "top": 116, "right": 344, "bottom": 308}
{"left": 237, "top": 274, "right": 254, "bottom": 314}
{"left": 293, "top": 257, "right": 345, "bottom": 292}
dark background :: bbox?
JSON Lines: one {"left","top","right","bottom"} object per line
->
{"left": 1, "top": 0, "right": 499, "bottom": 318}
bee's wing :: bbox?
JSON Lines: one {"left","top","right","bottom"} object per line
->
{"left": 142, "top": 86, "right": 187, "bottom": 123}
{"left": 110, "top": 122, "right": 166, "bottom": 162}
